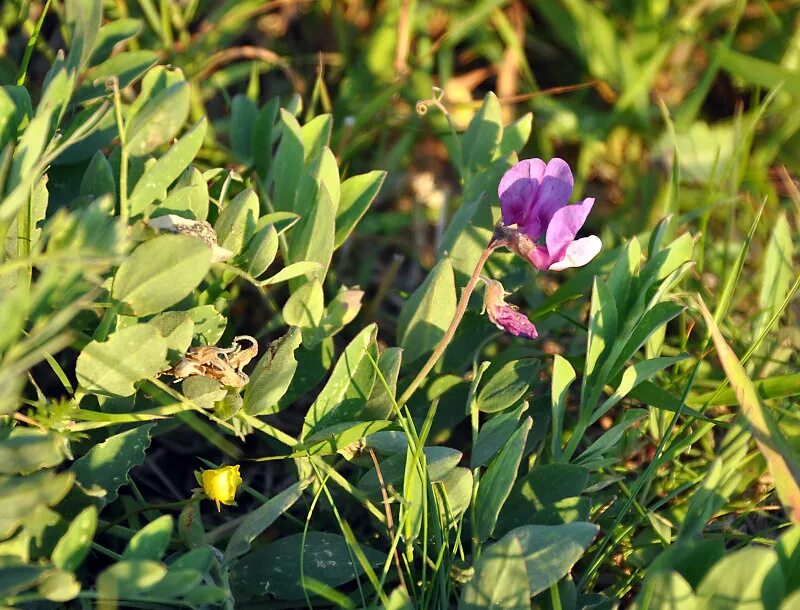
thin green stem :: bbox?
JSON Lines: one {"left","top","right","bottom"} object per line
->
{"left": 111, "top": 78, "right": 129, "bottom": 223}
{"left": 468, "top": 361, "right": 490, "bottom": 561}
{"left": 242, "top": 413, "right": 297, "bottom": 447}
{"left": 396, "top": 243, "right": 497, "bottom": 408}
{"left": 16, "top": 0, "right": 53, "bottom": 86}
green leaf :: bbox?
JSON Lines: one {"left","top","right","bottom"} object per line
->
{"left": 498, "top": 112, "right": 533, "bottom": 157}
{"left": 607, "top": 236, "right": 641, "bottom": 318}
{"left": 113, "top": 235, "right": 211, "bottom": 317}
{"left": 594, "top": 355, "right": 688, "bottom": 423}
{"left": 127, "top": 118, "right": 207, "bottom": 217}
{"left": 756, "top": 212, "right": 793, "bottom": 337}
{"left": 677, "top": 456, "right": 742, "bottom": 542}
{"left": 149, "top": 311, "right": 194, "bottom": 358}
{"left": 460, "top": 535, "right": 531, "bottom": 610}
{"left": 272, "top": 109, "right": 304, "bottom": 212}
{"left": 288, "top": 182, "right": 335, "bottom": 282}
{"left": 300, "top": 114, "right": 332, "bottom": 163}
{"left": 75, "top": 51, "right": 159, "bottom": 104}
{"left": 79, "top": 151, "right": 116, "bottom": 203}
{"left": 386, "top": 586, "right": 414, "bottom": 610}
{"left": 716, "top": 43, "right": 800, "bottom": 98}
{"left": 783, "top": 590, "right": 800, "bottom": 610}
{"left": 230, "top": 532, "right": 384, "bottom": 601}
{"left": 76, "top": 324, "right": 167, "bottom": 396}
{"left": 551, "top": 355, "right": 576, "bottom": 459}
{"left": 145, "top": 568, "right": 204, "bottom": 600}
{"left": 188, "top": 304, "right": 226, "bottom": 344}
{"left": 633, "top": 571, "right": 697, "bottom": 610}
{"left": 71, "top": 424, "right": 154, "bottom": 506}
{"left": 171, "top": 547, "right": 214, "bottom": 573}
{"left": 90, "top": 18, "right": 142, "bottom": 64}
{"left": 335, "top": 170, "right": 386, "bottom": 248}
{"left": 397, "top": 256, "right": 456, "bottom": 364}
{"left": 302, "top": 325, "right": 378, "bottom": 437}
{"left": 215, "top": 188, "right": 259, "bottom": 255}
{"left": 640, "top": 232, "right": 693, "bottom": 288}
{"left": 477, "top": 359, "right": 539, "bottom": 413}
{"left": 182, "top": 376, "right": 226, "bottom": 409}
{"left": 363, "top": 347, "right": 402, "bottom": 420}
{"left": 0, "top": 558, "right": 44, "bottom": 597}
{"left": 240, "top": 221, "right": 278, "bottom": 277}
{"left": 126, "top": 81, "right": 190, "bottom": 157}
{"left": 253, "top": 97, "right": 279, "bottom": 178}
{"left": 230, "top": 94, "right": 259, "bottom": 164}
{"left": 776, "top": 526, "right": 800, "bottom": 594}
{"left": 472, "top": 405, "right": 527, "bottom": 469}
{"left": 696, "top": 547, "right": 783, "bottom": 610}
{"left": 462, "top": 92, "right": 503, "bottom": 173}
{"left": 0, "top": 429, "right": 65, "bottom": 474}
{"left": 575, "top": 409, "right": 647, "bottom": 469}
{"left": 65, "top": 0, "right": 102, "bottom": 72}
{"left": 52, "top": 506, "right": 98, "bottom": 571}
{"left": 37, "top": 568, "right": 80, "bottom": 603}
{"left": 475, "top": 417, "right": 532, "bottom": 541}
{"left": 609, "top": 302, "right": 685, "bottom": 377}
{"left": 497, "top": 463, "right": 589, "bottom": 535}
{"left": 282, "top": 280, "right": 324, "bottom": 343}
{"left": 97, "top": 560, "right": 167, "bottom": 600}
{"left": 0, "top": 472, "right": 73, "bottom": 539}
{"left": 358, "top": 447, "right": 463, "bottom": 494}
{"left": 173, "top": 166, "right": 210, "bottom": 220}
{"left": 224, "top": 482, "right": 304, "bottom": 562}
{"left": 243, "top": 327, "right": 303, "bottom": 416}
{"left": 581, "top": 277, "right": 618, "bottom": 416}
{"left": 306, "top": 287, "right": 365, "bottom": 346}
{"left": 260, "top": 261, "right": 323, "bottom": 286}
{"left": 698, "top": 297, "right": 800, "bottom": 523}
{"left": 439, "top": 467, "right": 473, "bottom": 523}
{"left": 296, "top": 421, "right": 395, "bottom": 457}
{"left": 501, "top": 523, "right": 599, "bottom": 596}
{"left": 123, "top": 515, "right": 173, "bottom": 561}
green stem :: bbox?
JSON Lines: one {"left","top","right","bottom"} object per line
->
{"left": 468, "top": 361, "right": 490, "bottom": 561}
{"left": 242, "top": 413, "right": 297, "bottom": 447}
{"left": 111, "top": 78, "right": 129, "bottom": 222}
{"left": 16, "top": 0, "right": 52, "bottom": 86}
{"left": 396, "top": 242, "right": 497, "bottom": 408}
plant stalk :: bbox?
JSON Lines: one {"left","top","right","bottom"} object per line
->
{"left": 396, "top": 241, "right": 498, "bottom": 408}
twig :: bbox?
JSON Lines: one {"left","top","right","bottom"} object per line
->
{"left": 396, "top": 241, "right": 499, "bottom": 408}
{"left": 369, "top": 448, "right": 407, "bottom": 591}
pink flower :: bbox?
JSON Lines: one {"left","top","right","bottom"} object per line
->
{"left": 482, "top": 277, "right": 538, "bottom": 340}
{"left": 498, "top": 158, "right": 601, "bottom": 271}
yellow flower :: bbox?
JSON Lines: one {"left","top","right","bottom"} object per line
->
{"left": 200, "top": 465, "right": 242, "bottom": 511}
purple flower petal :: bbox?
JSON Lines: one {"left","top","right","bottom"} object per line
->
{"left": 482, "top": 277, "right": 538, "bottom": 340}
{"left": 489, "top": 304, "right": 539, "bottom": 339}
{"left": 525, "top": 244, "right": 552, "bottom": 271}
{"left": 548, "top": 235, "right": 602, "bottom": 270}
{"left": 521, "top": 158, "right": 574, "bottom": 239}
{"left": 498, "top": 158, "right": 546, "bottom": 227}
{"left": 545, "top": 197, "right": 595, "bottom": 262}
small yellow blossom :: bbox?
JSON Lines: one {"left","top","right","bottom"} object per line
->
{"left": 200, "top": 465, "right": 242, "bottom": 511}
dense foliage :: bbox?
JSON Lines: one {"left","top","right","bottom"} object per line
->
{"left": 1, "top": 1, "right": 799, "bottom": 608}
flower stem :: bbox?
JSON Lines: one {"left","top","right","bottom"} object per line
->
{"left": 396, "top": 242, "right": 497, "bottom": 408}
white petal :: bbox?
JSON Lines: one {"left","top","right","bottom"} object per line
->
{"left": 548, "top": 235, "right": 602, "bottom": 271}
